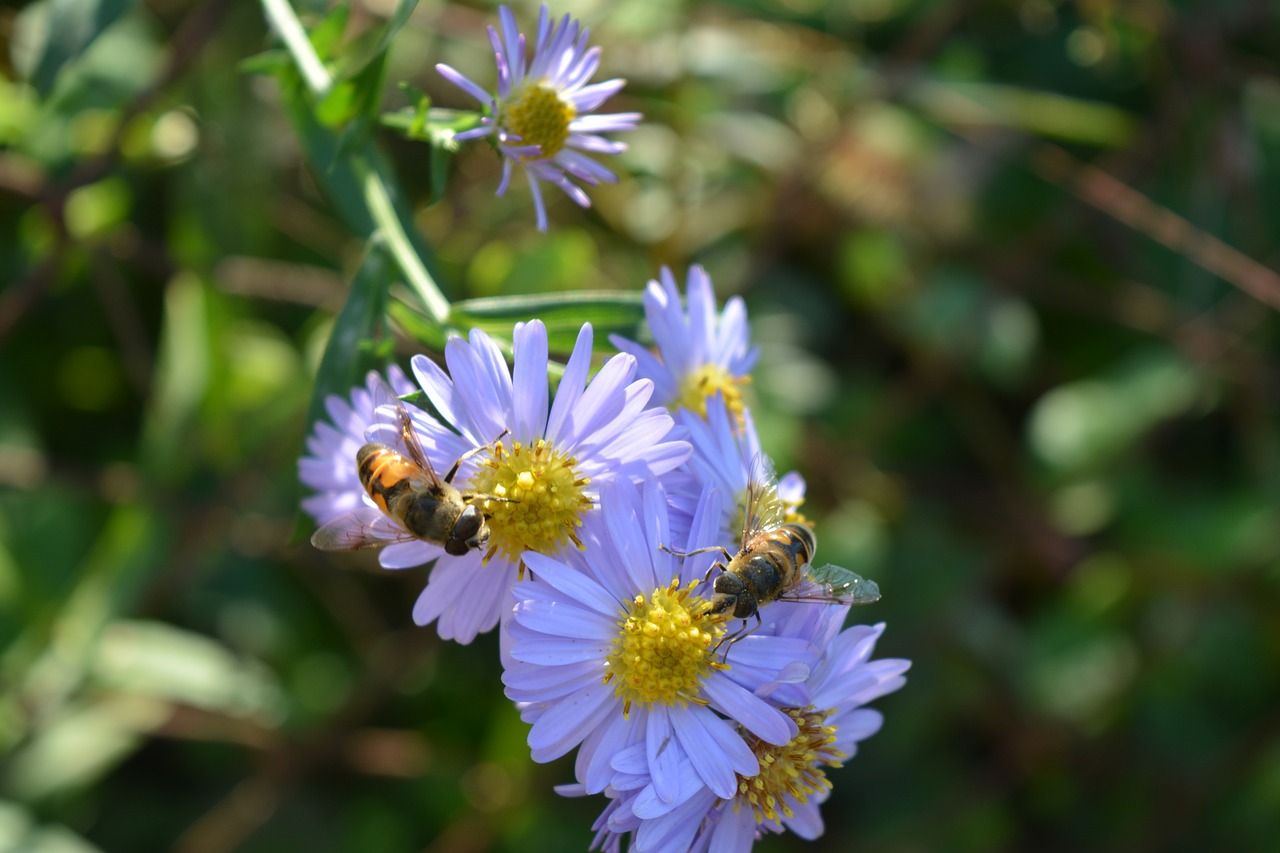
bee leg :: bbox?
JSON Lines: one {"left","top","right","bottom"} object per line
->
{"left": 659, "top": 543, "right": 733, "bottom": 561}
{"left": 462, "top": 491, "right": 517, "bottom": 504}
{"left": 444, "top": 429, "right": 511, "bottom": 483}
{"left": 715, "top": 615, "right": 761, "bottom": 663}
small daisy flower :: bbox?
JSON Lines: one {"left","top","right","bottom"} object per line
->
{"left": 503, "top": 478, "right": 822, "bottom": 809}
{"left": 436, "top": 4, "right": 641, "bottom": 231}
{"left": 587, "top": 609, "right": 910, "bottom": 853}
{"left": 368, "top": 320, "right": 689, "bottom": 644}
{"left": 298, "top": 365, "right": 416, "bottom": 526}
{"left": 610, "top": 265, "right": 758, "bottom": 423}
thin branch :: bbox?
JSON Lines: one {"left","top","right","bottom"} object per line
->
{"left": 1033, "top": 145, "right": 1280, "bottom": 313}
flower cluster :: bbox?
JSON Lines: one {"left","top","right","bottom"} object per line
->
{"left": 300, "top": 265, "right": 909, "bottom": 850}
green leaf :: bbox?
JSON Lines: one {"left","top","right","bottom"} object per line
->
{"left": 314, "top": 0, "right": 418, "bottom": 128}
{"left": 92, "top": 620, "right": 283, "bottom": 717}
{"left": 237, "top": 48, "right": 292, "bottom": 76}
{"left": 380, "top": 105, "right": 479, "bottom": 145}
{"left": 304, "top": 242, "right": 395, "bottom": 435}
{"left": 387, "top": 298, "right": 450, "bottom": 352}
{"left": 429, "top": 143, "right": 451, "bottom": 206}
{"left": 911, "top": 80, "right": 1137, "bottom": 148}
{"left": 275, "top": 70, "right": 452, "bottom": 323}
{"left": 12, "top": 0, "right": 138, "bottom": 96}
{"left": 293, "top": 243, "right": 395, "bottom": 542}
{"left": 389, "top": 291, "right": 647, "bottom": 355}
{"left": 331, "top": 0, "right": 419, "bottom": 82}
{"left": 0, "top": 798, "right": 105, "bottom": 851}
{"left": 306, "top": 2, "right": 349, "bottom": 61}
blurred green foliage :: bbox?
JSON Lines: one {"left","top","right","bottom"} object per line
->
{"left": 2, "top": 0, "right": 1280, "bottom": 851}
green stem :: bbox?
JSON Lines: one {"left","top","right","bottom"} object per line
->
{"left": 260, "top": 0, "right": 332, "bottom": 95}
{"left": 259, "top": 0, "right": 451, "bottom": 325}
{"left": 361, "top": 160, "right": 451, "bottom": 322}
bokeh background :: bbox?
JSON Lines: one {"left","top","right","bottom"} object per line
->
{"left": 3, "top": 0, "right": 1280, "bottom": 851}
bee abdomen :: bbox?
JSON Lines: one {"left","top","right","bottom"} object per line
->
{"left": 357, "top": 443, "right": 413, "bottom": 515}
{"left": 777, "top": 522, "right": 816, "bottom": 564}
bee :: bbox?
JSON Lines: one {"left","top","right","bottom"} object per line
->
{"left": 311, "top": 380, "right": 505, "bottom": 556}
{"left": 669, "top": 460, "right": 881, "bottom": 648}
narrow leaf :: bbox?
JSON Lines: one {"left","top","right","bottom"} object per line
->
{"left": 303, "top": 241, "right": 395, "bottom": 442}
{"left": 449, "top": 291, "right": 647, "bottom": 352}
{"left": 293, "top": 243, "right": 395, "bottom": 543}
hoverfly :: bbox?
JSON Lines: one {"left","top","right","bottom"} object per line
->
{"left": 311, "top": 379, "right": 504, "bottom": 556}
{"left": 668, "top": 458, "right": 881, "bottom": 648}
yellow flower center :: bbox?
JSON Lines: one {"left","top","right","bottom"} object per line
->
{"left": 501, "top": 81, "right": 575, "bottom": 159}
{"left": 603, "top": 578, "right": 727, "bottom": 717}
{"left": 783, "top": 494, "right": 811, "bottom": 527}
{"left": 676, "top": 362, "right": 750, "bottom": 420}
{"left": 734, "top": 706, "right": 846, "bottom": 824}
{"left": 469, "top": 438, "right": 591, "bottom": 565}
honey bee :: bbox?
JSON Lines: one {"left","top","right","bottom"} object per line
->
{"left": 311, "top": 380, "right": 505, "bottom": 556}
{"left": 669, "top": 460, "right": 881, "bottom": 646}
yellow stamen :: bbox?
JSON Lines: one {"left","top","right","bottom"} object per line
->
{"left": 469, "top": 438, "right": 591, "bottom": 563}
{"left": 500, "top": 81, "right": 575, "bottom": 159}
{"left": 604, "top": 579, "right": 727, "bottom": 716}
{"left": 733, "top": 707, "right": 846, "bottom": 824}
{"left": 676, "top": 363, "right": 750, "bottom": 421}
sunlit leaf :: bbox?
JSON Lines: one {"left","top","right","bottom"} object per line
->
{"left": 93, "top": 620, "right": 283, "bottom": 718}
{"left": 4, "top": 694, "right": 169, "bottom": 800}
{"left": 0, "top": 800, "right": 103, "bottom": 852}
{"left": 448, "top": 291, "right": 647, "bottom": 353}
{"left": 911, "top": 80, "right": 1137, "bottom": 148}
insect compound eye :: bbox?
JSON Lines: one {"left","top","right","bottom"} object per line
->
{"left": 444, "top": 538, "right": 470, "bottom": 556}
{"left": 733, "top": 592, "right": 758, "bottom": 620}
{"left": 453, "top": 504, "right": 489, "bottom": 551}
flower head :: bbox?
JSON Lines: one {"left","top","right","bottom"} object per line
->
{"left": 368, "top": 320, "right": 689, "bottom": 644}
{"left": 503, "top": 478, "right": 822, "bottom": 808}
{"left": 436, "top": 4, "right": 640, "bottom": 230}
{"left": 586, "top": 607, "right": 910, "bottom": 853}
{"left": 611, "top": 265, "right": 758, "bottom": 422}
{"left": 298, "top": 365, "right": 416, "bottom": 527}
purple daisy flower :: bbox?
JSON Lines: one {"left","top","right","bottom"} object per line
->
{"left": 436, "top": 4, "right": 641, "bottom": 231}
{"left": 588, "top": 609, "right": 910, "bottom": 853}
{"left": 364, "top": 320, "right": 689, "bottom": 644}
{"left": 298, "top": 365, "right": 416, "bottom": 526}
{"left": 503, "top": 477, "right": 822, "bottom": 811}
{"left": 610, "top": 265, "right": 758, "bottom": 421}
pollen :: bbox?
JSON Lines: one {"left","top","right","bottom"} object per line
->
{"left": 603, "top": 578, "right": 727, "bottom": 716}
{"left": 676, "top": 362, "right": 750, "bottom": 421}
{"left": 500, "top": 81, "right": 576, "bottom": 159}
{"left": 469, "top": 438, "right": 591, "bottom": 563}
{"left": 733, "top": 706, "right": 846, "bottom": 824}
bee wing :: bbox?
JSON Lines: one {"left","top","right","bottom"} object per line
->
{"left": 740, "top": 453, "right": 784, "bottom": 548}
{"left": 370, "top": 374, "right": 445, "bottom": 490}
{"left": 311, "top": 507, "right": 415, "bottom": 551}
{"left": 779, "top": 563, "right": 882, "bottom": 605}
